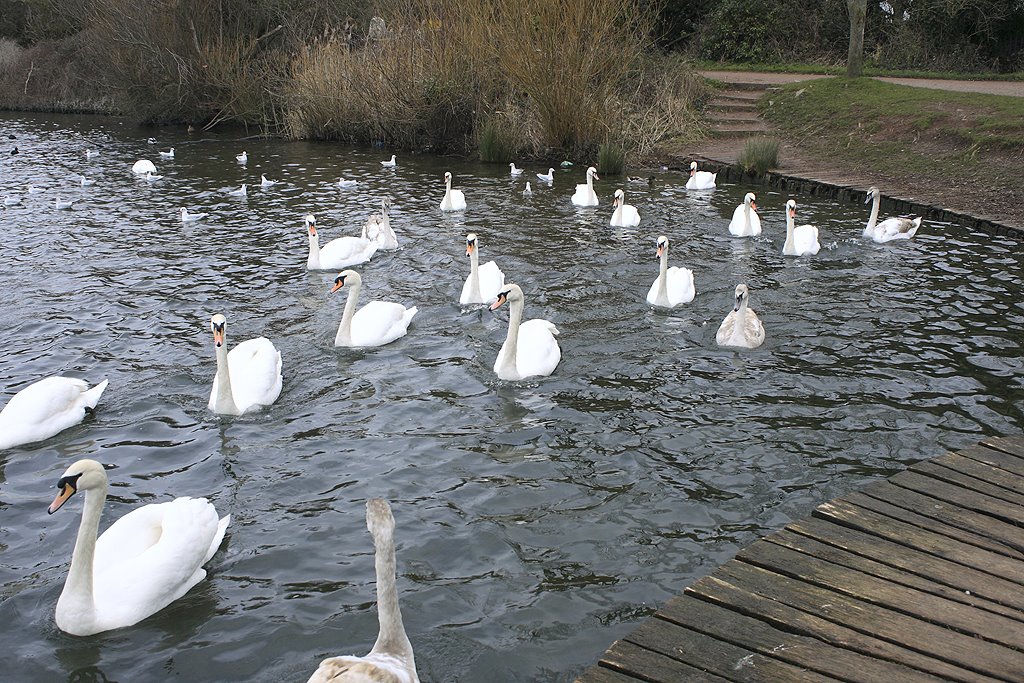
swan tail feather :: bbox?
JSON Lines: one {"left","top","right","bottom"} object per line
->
{"left": 203, "top": 514, "right": 231, "bottom": 564}
{"left": 81, "top": 379, "right": 109, "bottom": 411}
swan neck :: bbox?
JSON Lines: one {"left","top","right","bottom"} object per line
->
{"left": 369, "top": 524, "right": 414, "bottom": 660}
{"left": 214, "top": 342, "right": 240, "bottom": 414}
{"left": 307, "top": 235, "right": 320, "bottom": 269}
{"left": 64, "top": 485, "right": 106, "bottom": 612}
{"left": 335, "top": 280, "right": 361, "bottom": 345}
{"left": 784, "top": 211, "right": 795, "bottom": 251}
{"left": 467, "top": 248, "right": 482, "bottom": 301}
{"left": 744, "top": 202, "right": 751, "bottom": 229}
{"left": 656, "top": 247, "right": 669, "bottom": 303}
{"left": 498, "top": 297, "right": 524, "bottom": 377}
{"left": 867, "top": 194, "right": 880, "bottom": 231}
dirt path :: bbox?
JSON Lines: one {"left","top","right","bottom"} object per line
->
{"left": 697, "top": 70, "right": 1024, "bottom": 97}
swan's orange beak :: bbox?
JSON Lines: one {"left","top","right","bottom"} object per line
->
{"left": 751, "top": 202, "right": 758, "bottom": 212}
{"left": 656, "top": 244, "right": 665, "bottom": 258}
{"left": 330, "top": 279, "right": 345, "bottom": 294}
{"left": 212, "top": 327, "right": 224, "bottom": 347}
{"left": 689, "top": 169, "right": 695, "bottom": 177}
{"left": 48, "top": 483, "right": 76, "bottom": 514}
{"left": 466, "top": 243, "right": 474, "bottom": 257}
{"left": 788, "top": 207, "right": 796, "bottom": 218}
{"left": 489, "top": 292, "right": 507, "bottom": 311}
{"left": 308, "top": 225, "right": 318, "bottom": 237}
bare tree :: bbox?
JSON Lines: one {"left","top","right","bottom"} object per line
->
{"left": 846, "top": 0, "right": 867, "bottom": 76}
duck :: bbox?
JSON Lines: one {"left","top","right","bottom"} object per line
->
{"left": 180, "top": 207, "right": 207, "bottom": 223}
{"left": 380, "top": 154, "right": 397, "bottom": 168}
{"left": 236, "top": 151, "right": 247, "bottom": 164}
{"left": 46, "top": 458, "right": 230, "bottom": 636}
{"left": 260, "top": 174, "right": 277, "bottom": 187}
{"left": 337, "top": 177, "right": 358, "bottom": 188}
{"left": 571, "top": 166, "right": 599, "bottom": 207}
{"left": 330, "top": 270, "right": 417, "bottom": 348}
{"left": 306, "top": 215, "right": 378, "bottom": 271}
{"left": 131, "top": 159, "right": 156, "bottom": 175}
{"left": 461, "top": 233, "right": 505, "bottom": 306}
{"left": 0, "top": 376, "right": 108, "bottom": 450}
{"left": 863, "top": 186, "right": 922, "bottom": 243}
{"left": 55, "top": 197, "right": 75, "bottom": 210}
{"left": 728, "top": 192, "right": 762, "bottom": 237}
{"left": 610, "top": 188, "right": 640, "bottom": 227}
{"left": 228, "top": 183, "right": 247, "bottom": 197}
{"left": 716, "top": 284, "right": 765, "bottom": 349}
{"left": 361, "top": 198, "right": 398, "bottom": 250}
{"left": 536, "top": 168, "right": 554, "bottom": 183}
{"left": 159, "top": 148, "right": 175, "bottom": 158}
{"left": 439, "top": 171, "right": 467, "bottom": 211}
{"left": 509, "top": 162, "right": 523, "bottom": 176}
{"left": 85, "top": 149, "right": 98, "bottom": 159}
{"left": 783, "top": 199, "right": 820, "bottom": 256}
{"left": 523, "top": 182, "right": 533, "bottom": 197}
{"left": 646, "top": 235, "right": 694, "bottom": 308}
{"left": 685, "top": 161, "right": 717, "bottom": 190}
{"left": 306, "top": 499, "right": 420, "bottom": 683}
{"left": 489, "top": 284, "right": 560, "bottom": 380}
{"left": 208, "top": 314, "right": 282, "bottom": 415}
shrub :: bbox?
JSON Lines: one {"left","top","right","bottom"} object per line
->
{"left": 738, "top": 137, "right": 780, "bottom": 174}
{"left": 597, "top": 141, "right": 626, "bottom": 175}
{"left": 478, "top": 119, "right": 514, "bottom": 163}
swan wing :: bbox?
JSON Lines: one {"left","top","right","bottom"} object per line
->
{"left": 665, "top": 267, "right": 695, "bottom": 305}
{"left": 0, "top": 377, "right": 108, "bottom": 448}
{"left": 308, "top": 653, "right": 419, "bottom": 683}
{"left": 225, "top": 337, "right": 283, "bottom": 412}
{"left": 477, "top": 260, "right": 505, "bottom": 303}
{"left": 794, "top": 225, "right": 821, "bottom": 255}
{"left": 320, "top": 237, "right": 379, "bottom": 269}
{"left": 571, "top": 185, "right": 598, "bottom": 207}
{"left": 874, "top": 216, "right": 921, "bottom": 241}
{"left": 514, "top": 319, "right": 561, "bottom": 378}
{"left": 727, "top": 204, "right": 747, "bottom": 236}
{"left": 350, "top": 302, "right": 417, "bottom": 347}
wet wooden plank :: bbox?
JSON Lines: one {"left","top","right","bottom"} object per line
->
{"left": 656, "top": 592, "right": 945, "bottom": 683}
{"left": 912, "top": 457, "right": 1024, "bottom": 504}
{"left": 686, "top": 574, "right": 1000, "bottom": 683}
{"left": 576, "top": 663, "right": 648, "bottom": 683}
{"left": 957, "top": 444, "right": 1024, "bottom": 476}
{"left": 929, "top": 452, "right": 1024, "bottom": 495}
{"left": 887, "top": 470, "right": 1024, "bottom": 526}
{"left": 583, "top": 639, "right": 732, "bottom": 683}
{"left": 982, "top": 435, "right": 1024, "bottom": 459}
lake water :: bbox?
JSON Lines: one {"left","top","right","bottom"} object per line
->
{"left": 0, "top": 112, "right": 1021, "bottom": 682}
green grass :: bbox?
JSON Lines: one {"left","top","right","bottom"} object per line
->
{"left": 737, "top": 137, "right": 780, "bottom": 174}
{"left": 694, "top": 60, "right": 1024, "bottom": 82}
{"left": 597, "top": 140, "right": 626, "bottom": 175}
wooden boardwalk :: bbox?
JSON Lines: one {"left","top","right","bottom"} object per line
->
{"left": 577, "top": 435, "right": 1024, "bottom": 683}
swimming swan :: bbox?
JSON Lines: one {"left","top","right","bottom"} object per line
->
{"left": 489, "top": 284, "right": 560, "bottom": 380}
{"left": 646, "top": 235, "right": 694, "bottom": 308}
{"left": 728, "top": 192, "right": 761, "bottom": 237}
{"left": 306, "top": 215, "right": 378, "bottom": 271}
{"left": 716, "top": 284, "right": 765, "bottom": 349}
{"left": 685, "top": 161, "right": 717, "bottom": 190}
{"left": 0, "top": 376, "right": 108, "bottom": 450}
{"left": 439, "top": 171, "right": 467, "bottom": 211}
{"left": 783, "top": 199, "right": 820, "bottom": 256}
{"left": 208, "top": 314, "right": 282, "bottom": 415}
{"left": 47, "top": 458, "right": 230, "bottom": 636}
{"left": 306, "top": 499, "right": 419, "bottom": 683}
{"left": 571, "top": 166, "right": 599, "bottom": 207}
{"left": 331, "top": 270, "right": 417, "bottom": 348}
{"left": 610, "top": 188, "right": 640, "bottom": 227}
{"left": 131, "top": 159, "right": 156, "bottom": 175}
{"left": 864, "top": 186, "right": 922, "bottom": 243}
{"left": 460, "top": 233, "right": 505, "bottom": 305}
{"left": 361, "top": 198, "right": 398, "bottom": 250}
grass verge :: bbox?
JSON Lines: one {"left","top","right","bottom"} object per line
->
{"left": 695, "top": 60, "right": 1024, "bottom": 82}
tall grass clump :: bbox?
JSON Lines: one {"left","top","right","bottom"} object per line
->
{"left": 738, "top": 137, "right": 780, "bottom": 174}
{"left": 478, "top": 119, "right": 515, "bottom": 163}
{"left": 597, "top": 141, "right": 626, "bottom": 175}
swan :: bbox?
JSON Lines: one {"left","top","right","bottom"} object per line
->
{"left": 728, "top": 192, "right": 762, "bottom": 237}
{"left": 131, "top": 159, "right": 156, "bottom": 174}
{"left": 337, "top": 178, "right": 358, "bottom": 188}
{"left": 306, "top": 499, "right": 419, "bottom": 683}
{"left": 228, "top": 184, "right": 247, "bottom": 197}
{"left": 685, "top": 161, "right": 717, "bottom": 190}
{"left": 55, "top": 197, "right": 75, "bottom": 210}
{"left": 864, "top": 186, "right": 922, "bottom": 243}
{"left": 439, "top": 171, "right": 467, "bottom": 211}
{"left": 180, "top": 207, "right": 207, "bottom": 223}
{"left": 489, "top": 284, "right": 560, "bottom": 380}
{"left": 380, "top": 154, "right": 397, "bottom": 168}
{"left": 571, "top": 166, "right": 599, "bottom": 207}
{"left": 260, "top": 174, "right": 277, "bottom": 187}
{"left": 523, "top": 182, "right": 533, "bottom": 197}
{"left": 159, "top": 148, "right": 175, "bottom": 158}
{"left": 331, "top": 270, "right": 417, "bottom": 348}
{"left": 509, "top": 162, "right": 523, "bottom": 176}
{"left": 208, "top": 313, "right": 282, "bottom": 415}
{"left": 3, "top": 195, "right": 21, "bottom": 205}
{"left": 46, "top": 458, "right": 230, "bottom": 636}
{"left": 610, "top": 188, "right": 640, "bottom": 227}
{"left": 0, "top": 376, "right": 108, "bottom": 450}
{"left": 28, "top": 184, "right": 44, "bottom": 194}
{"left": 461, "top": 233, "right": 505, "bottom": 305}
{"left": 783, "top": 199, "right": 820, "bottom": 256}
{"left": 80, "top": 175, "right": 94, "bottom": 187}
{"left": 85, "top": 149, "right": 99, "bottom": 159}
{"left": 646, "top": 235, "right": 694, "bottom": 308}
{"left": 236, "top": 151, "right": 247, "bottom": 164}
{"left": 144, "top": 171, "right": 162, "bottom": 182}
{"left": 361, "top": 198, "right": 398, "bottom": 250}
{"left": 716, "top": 284, "right": 765, "bottom": 349}
{"left": 536, "top": 168, "right": 554, "bottom": 183}
{"left": 306, "top": 215, "right": 379, "bottom": 271}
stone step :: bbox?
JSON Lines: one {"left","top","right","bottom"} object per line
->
{"left": 709, "top": 121, "right": 773, "bottom": 137}
{"left": 714, "top": 81, "right": 772, "bottom": 91}
{"left": 708, "top": 100, "right": 759, "bottom": 113}
{"left": 710, "top": 110, "right": 763, "bottom": 123}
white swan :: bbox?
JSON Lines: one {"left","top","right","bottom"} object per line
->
{"left": 159, "top": 148, "right": 175, "bottom": 158}
{"left": 864, "top": 186, "right": 922, "bottom": 243}
{"left": 523, "top": 182, "right": 533, "bottom": 197}
{"left": 228, "top": 184, "right": 247, "bottom": 197}
{"left": 536, "top": 168, "right": 554, "bottom": 183}
{"left": 85, "top": 149, "right": 99, "bottom": 159}
{"left": 380, "top": 154, "right": 397, "bottom": 168}
{"left": 208, "top": 314, "right": 282, "bottom": 415}
{"left": 260, "top": 174, "right": 277, "bottom": 187}
{"left": 728, "top": 192, "right": 762, "bottom": 237}
{"left": 509, "top": 163, "right": 523, "bottom": 176}
{"left": 47, "top": 458, "right": 230, "bottom": 636}
{"left": 489, "top": 284, "right": 560, "bottom": 380}
{"left": 337, "top": 178, "right": 358, "bottom": 188}
{"left": 331, "top": 270, "right": 417, "bottom": 348}
{"left": 180, "top": 207, "right": 207, "bottom": 223}
{"left": 610, "top": 188, "right": 640, "bottom": 227}
{"left": 361, "top": 198, "right": 398, "bottom": 250}
{"left": 571, "top": 166, "right": 599, "bottom": 207}
{"left": 0, "top": 376, "right": 108, "bottom": 450}
{"left": 306, "top": 215, "right": 378, "bottom": 271}
{"left": 460, "top": 233, "right": 505, "bottom": 305}
{"left": 646, "top": 235, "right": 694, "bottom": 308}
{"left": 55, "top": 197, "right": 75, "bottom": 210}
{"left": 716, "top": 284, "right": 765, "bottom": 349}
{"left": 783, "top": 199, "right": 820, "bottom": 256}
{"left": 439, "top": 171, "right": 467, "bottom": 211}
{"left": 236, "top": 151, "right": 247, "bottom": 164}
{"left": 306, "top": 499, "right": 419, "bottom": 683}
{"left": 685, "top": 161, "right": 717, "bottom": 190}
{"left": 131, "top": 159, "right": 156, "bottom": 174}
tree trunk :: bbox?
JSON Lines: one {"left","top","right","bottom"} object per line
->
{"left": 846, "top": 0, "right": 867, "bottom": 77}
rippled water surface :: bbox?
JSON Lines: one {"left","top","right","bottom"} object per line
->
{"left": 0, "top": 112, "right": 1022, "bottom": 682}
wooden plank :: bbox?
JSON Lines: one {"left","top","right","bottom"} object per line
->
{"left": 584, "top": 639, "right": 732, "bottom": 683}
{"left": 686, "top": 574, "right": 1000, "bottom": 683}
{"left": 860, "top": 481, "right": 1024, "bottom": 555}
{"left": 930, "top": 452, "right": 1024, "bottom": 495}
{"left": 737, "top": 539, "right": 1024, "bottom": 650}
{"left": 814, "top": 498, "right": 1024, "bottom": 586}
{"left": 887, "top": 470, "right": 1024, "bottom": 526}
{"left": 764, "top": 528, "right": 1024, "bottom": 623}
{"left": 709, "top": 560, "right": 1024, "bottom": 681}
{"left": 912, "top": 457, "right": 1024, "bottom": 504}
{"left": 575, "top": 663, "right": 647, "bottom": 683}
{"left": 624, "top": 614, "right": 838, "bottom": 682}
{"left": 981, "top": 435, "right": 1024, "bottom": 460}
{"left": 787, "top": 516, "right": 1024, "bottom": 614}
{"left": 656, "top": 591, "right": 945, "bottom": 683}
{"left": 957, "top": 444, "right": 1024, "bottom": 477}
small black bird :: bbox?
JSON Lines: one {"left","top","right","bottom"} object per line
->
{"left": 6, "top": 134, "right": 15, "bottom": 139}
{"left": 9, "top": 146, "right": 18, "bottom": 155}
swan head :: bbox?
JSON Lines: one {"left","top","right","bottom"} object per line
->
{"left": 465, "top": 233, "right": 478, "bottom": 256}
{"left": 330, "top": 269, "right": 361, "bottom": 294}
{"left": 210, "top": 313, "right": 228, "bottom": 348}
{"left": 689, "top": 161, "right": 698, "bottom": 175}
{"left": 47, "top": 459, "right": 107, "bottom": 514}
{"left": 489, "top": 283, "right": 523, "bottom": 311}
{"left": 444, "top": 171, "right": 453, "bottom": 184}
{"left": 656, "top": 235, "right": 669, "bottom": 258}
{"left": 733, "top": 284, "right": 750, "bottom": 312}
{"left": 587, "top": 166, "right": 599, "bottom": 180}
{"left": 613, "top": 188, "right": 625, "bottom": 205}
{"left": 305, "top": 214, "right": 318, "bottom": 239}
{"left": 786, "top": 199, "right": 797, "bottom": 218}
{"left": 744, "top": 192, "right": 757, "bottom": 211}
{"left": 865, "top": 186, "right": 879, "bottom": 204}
